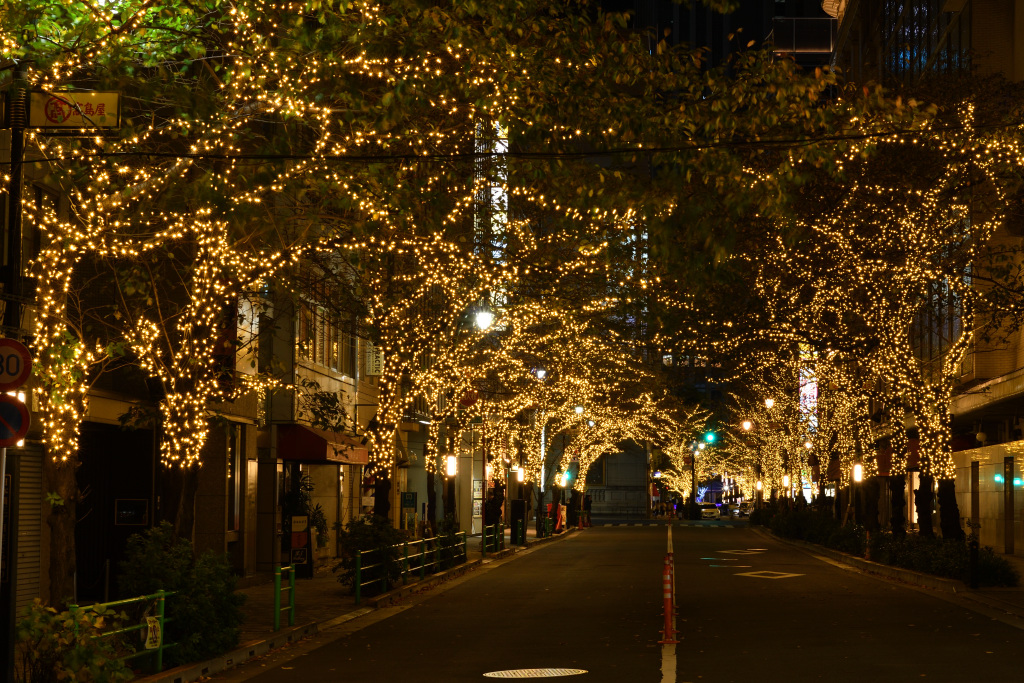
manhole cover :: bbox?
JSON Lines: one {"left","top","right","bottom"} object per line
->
{"left": 483, "top": 668, "right": 588, "bottom": 678}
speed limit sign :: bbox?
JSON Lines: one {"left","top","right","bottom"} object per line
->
{"left": 0, "top": 339, "right": 32, "bottom": 391}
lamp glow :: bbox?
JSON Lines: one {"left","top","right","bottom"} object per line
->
{"left": 741, "top": 420, "right": 752, "bottom": 431}
{"left": 756, "top": 480, "right": 763, "bottom": 491}
{"left": 783, "top": 474, "right": 790, "bottom": 488}
{"left": 446, "top": 454, "right": 457, "bottom": 477}
{"left": 574, "top": 405, "right": 584, "bottom": 415}
{"left": 535, "top": 368, "right": 547, "bottom": 380}
{"left": 474, "top": 309, "right": 495, "bottom": 330}
{"left": 764, "top": 398, "right": 775, "bottom": 410}
{"left": 853, "top": 463, "right": 863, "bottom": 483}
{"left": 516, "top": 467, "right": 524, "bottom": 483}
{"left": 804, "top": 440, "right": 813, "bottom": 450}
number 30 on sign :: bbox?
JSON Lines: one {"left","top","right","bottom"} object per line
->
{"left": 0, "top": 339, "right": 31, "bottom": 391}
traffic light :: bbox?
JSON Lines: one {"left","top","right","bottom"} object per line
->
{"left": 704, "top": 431, "right": 716, "bottom": 444}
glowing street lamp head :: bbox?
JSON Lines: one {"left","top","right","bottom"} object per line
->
{"left": 474, "top": 309, "right": 495, "bottom": 330}
{"left": 446, "top": 454, "right": 457, "bottom": 477}
{"left": 853, "top": 463, "right": 864, "bottom": 483}
{"left": 516, "top": 467, "right": 525, "bottom": 483}
{"left": 574, "top": 405, "right": 584, "bottom": 415}
{"left": 783, "top": 474, "right": 791, "bottom": 488}
{"left": 804, "top": 440, "right": 813, "bottom": 450}
{"left": 764, "top": 398, "right": 775, "bottom": 410}
{"left": 534, "top": 368, "right": 547, "bottom": 380}
{"left": 756, "top": 480, "right": 763, "bottom": 491}
{"left": 741, "top": 420, "right": 752, "bottom": 431}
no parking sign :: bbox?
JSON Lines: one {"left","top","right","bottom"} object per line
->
{"left": 0, "top": 339, "right": 32, "bottom": 447}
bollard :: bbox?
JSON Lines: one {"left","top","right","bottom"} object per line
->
{"left": 287, "top": 565, "right": 296, "bottom": 626}
{"left": 273, "top": 567, "right": 282, "bottom": 631}
{"left": 403, "top": 541, "right": 409, "bottom": 585}
{"left": 156, "top": 590, "right": 167, "bottom": 671}
{"left": 658, "top": 555, "right": 677, "bottom": 644}
{"left": 355, "top": 552, "right": 362, "bottom": 605}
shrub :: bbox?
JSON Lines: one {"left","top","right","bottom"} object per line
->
{"left": 333, "top": 515, "right": 405, "bottom": 595}
{"left": 435, "top": 513, "right": 465, "bottom": 570}
{"left": 825, "top": 523, "right": 866, "bottom": 556}
{"left": 763, "top": 505, "right": 866, "bottom": 556}
{"left": 116, "top": 522, "right": 245, "bottom": 666}
{"left": 869, "top": 532, "right": 1020, "bottom": 587}
{"left": 16, "top": 599, "right": 135, "bottom": 683}
{"left": 976, "top": 546, "right": 1021, "bottom": 587}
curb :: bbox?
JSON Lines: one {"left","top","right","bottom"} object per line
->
{"left": 139, "top": 621, "right": 322, "bottom": 683}
{"left": 137, "top": 528, "right": 579, "bottom": 683}
{"left": 367, "top": 558, "right": 483, "bottom": 608}
{"left": 751, "top": 526, "right": 965, "bottom": 593}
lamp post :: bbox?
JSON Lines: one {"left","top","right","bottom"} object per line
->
{"left": 852, "top": 462, "right": 864, "bottom": 525}
{"left": 445, "top": 453, "right": 457, "bottom": 520}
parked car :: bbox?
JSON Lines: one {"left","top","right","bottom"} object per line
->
{"left": 699, "top": 503, "right": 720, "bottom": 520}
{"left": 737, "top": 502, "right": 754, "bottom": 517}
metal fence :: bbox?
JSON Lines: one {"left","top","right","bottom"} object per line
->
{"left": 354, "top": 531, "right": 467, "bottom": 604}
{"left": 70, "top": 589, "right": 177, "bottom": 673}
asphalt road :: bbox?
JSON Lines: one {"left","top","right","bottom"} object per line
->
{"left": 213, "top": 522, "right": 1024, "bottom": 682}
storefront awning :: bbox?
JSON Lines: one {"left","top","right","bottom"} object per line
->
{"left": 276, "top": 423, "right": 369, "bottom": 465}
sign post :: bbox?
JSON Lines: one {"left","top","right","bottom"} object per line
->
{"left": 0, "top": 337, "right": 30, "bottom": 683}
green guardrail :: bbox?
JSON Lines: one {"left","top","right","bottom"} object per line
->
{"left": 70, "top": 589, "right": 177, "bottom": 674}
{"left": 273, "top": 565, "right": 296, "bottom": 631}
{"left": 355, "top": 531, "right": 468, "bottom": 605}
{"left": 481, "top": 523, "right": 503, "bottom": 556}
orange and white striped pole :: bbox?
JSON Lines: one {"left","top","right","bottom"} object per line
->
{"left": 658, "top": 554, "right": 677, "bottom": 644}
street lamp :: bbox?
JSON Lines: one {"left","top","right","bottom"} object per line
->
{"left": 574, "top": 405, "right": 584, "bottom": 415}
{"left": 445, "top": 453, "right": 458, "bottom": 519}
{"left": 741, "top": 420, "right": 753, "bottom": 431}
{"left": 764, "top": 398, "right": 775, "bottom": 410}
{"left": 534, "top": 367, "right": 547, "bottom": 380}
{"left": 474, "top": 309, "right": 495, "bottom": 331}
{"left": 851, "top": 462, "right": 863, "bottom": 524}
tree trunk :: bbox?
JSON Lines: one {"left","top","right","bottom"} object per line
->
{"left": 43, "top": 458, "right": 78, "bottom": 607}
{"left": 914, "top": 474, "right": 935, "bottom": 537}
{"left": 937, "top": 477, "right": 965, "bottom": 540}
{"left": 426, "top": 468, "right": 437, "bottom": 535}
{"left": 863, "top": 477, "right": 881, "bottom": 534}
{"left": 889, "top": 474, "right": 907, "bottom": 538}
{"left": 173, "top": 462, "right": 201, "bottom": 542}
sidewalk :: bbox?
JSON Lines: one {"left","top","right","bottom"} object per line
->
{"left": 140, "top": 523, "right": 579, "bottom": 683}
{"left": 754, "top": 526, "right": 1024, "bottom": 630}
